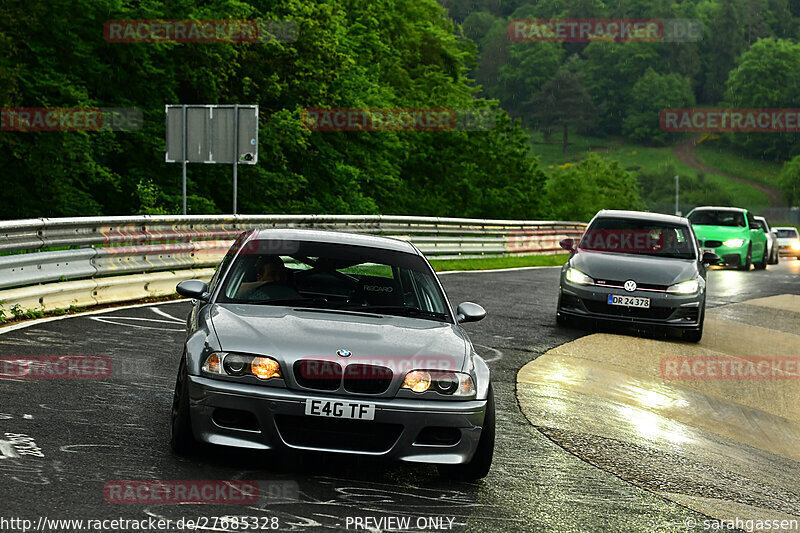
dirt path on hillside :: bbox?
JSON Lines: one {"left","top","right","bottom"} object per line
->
{"left": 673, "top": 135, "right": 785, "bottom": 207}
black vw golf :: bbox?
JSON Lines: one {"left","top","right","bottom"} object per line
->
{"left": 556, "top": 210, "right": 719, "bottom": 342}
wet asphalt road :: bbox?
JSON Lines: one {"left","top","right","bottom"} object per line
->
{"left": 0, "top": 261, "right": 798, "bottom": 532}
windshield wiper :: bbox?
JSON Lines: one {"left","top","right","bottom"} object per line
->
{"left": 341, "top": 305, "right": 447, "bottom": 320}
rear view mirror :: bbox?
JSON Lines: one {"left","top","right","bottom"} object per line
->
{"left": 177, "top": 279, "right": 210, "bottom": 301}
{"left": 702, "top": 251, "right": 721, "bottom": 265}
{"left": 456, "top": 302, "right": 486, "bottom": 324}
{"left": 559, "top": 238, "right": 575, "bottom": 251}
{"left": 751, "top": 221, "right": 762, "bottom": 231}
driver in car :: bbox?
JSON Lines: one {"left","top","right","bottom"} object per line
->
{"left": 658, "top": 229, "right": 689, "bottom": 255}
{"left": 239, "top": 255, "right": 301, "bottom": 300}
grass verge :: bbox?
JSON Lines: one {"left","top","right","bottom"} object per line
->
{"left": 695, "top": 141, "right": 783, "bottom": 188}
{"left": 430, "top": 254, "right": 569, "bottom": 271}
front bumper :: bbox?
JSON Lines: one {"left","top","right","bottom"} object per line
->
{"left": 702, "top": 244, "right": 746, "bottom": 266}
{"left": 187, "top": 375, "right": 487, "bottom": 465}
{"left": 557, "top": 283, "right": 703, "bottom": 328}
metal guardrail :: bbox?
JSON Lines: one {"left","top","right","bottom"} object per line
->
{"left": 0, "top": 215, "right": 586, "bottom": 318}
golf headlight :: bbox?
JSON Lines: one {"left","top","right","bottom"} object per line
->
{"left": 792, "top": 241, "right": 800, "bottom": 250}
{"left": 723, "top": 238, "right": 745, "bottom": 248}
{"left": 667, "top": 279, "right": 700, "bottom": 294}
{"left": 565, "top": 267, "right": 594, "bottom": 285}
{"left": 401, "top": 370, "right": 475, "bottom": 396}
{"left": 202, "top": 352, "right": 282, "bottom": 380}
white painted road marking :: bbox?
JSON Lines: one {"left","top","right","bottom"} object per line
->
{"left": 151, "top": 307, "right": 185, "bottom": 323}
{"left": 474, "top": 344, "right": 503, "bottom": 363}
{"left": 89, "top": 317, "right": 183, "bottom": 332}
{"left": 0, "top": 439, "right": 20, "bottom": 459}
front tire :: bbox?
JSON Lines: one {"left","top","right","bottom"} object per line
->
{"left": 737, "top": 244, "right": 752, "bottom": 271}
{"left": 170, "top": 358, "right": 195, "bottom": 455}
{"left": 682, "top": 307, "right": 705, "bottom": 343}
{"left": 438, "top": 385, "right": 495, "bottom": 481}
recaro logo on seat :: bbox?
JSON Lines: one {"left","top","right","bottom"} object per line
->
{"left": 363, "top": 285, "right": 393, "bottom": 292}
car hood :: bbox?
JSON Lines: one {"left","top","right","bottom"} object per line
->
{"left": 209, "top": 304, "right": 468, "bottom": 371}
{"left": 691, "top": 225, "right": 748, "bottom": 241}
{"left": 570, "top": 251, "right": 698, "bottom": 286}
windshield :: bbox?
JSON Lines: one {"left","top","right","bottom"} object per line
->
{"left": 217, "top": 240, "right": 450, "bottom": 322}
{"left": 688, "top": 210, "right": 746, "bottom": 227}
{"left": 776, "top": 229, "right": 799, "bottom": 239}
{"left": 580, "top": 218, "right": 696, "bottom": 260}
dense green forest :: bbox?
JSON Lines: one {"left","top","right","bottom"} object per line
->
{"left": 443, "top": 0, "right": 800, "bottom": 210}
{"left": 0, "top": 0, "right": 548, "bottom": 219}
{"left": 1, "top": 0, "right": 799, "bottom": 220}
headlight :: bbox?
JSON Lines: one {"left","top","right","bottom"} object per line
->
{"left": 667, "top": 279, "right": 700, "bottom": 294}
{"left": 202, "top": 352, "right": 282, "bottom": 380}
{"left": 251, "top": 357, "right": 282, "bottom": 380}
{"left": 792, "top": 241, "right": 800, "bottom": 250}
{"left": 402, "top": 370, "right": 431, "bottom": 392}
{"left": 565, "top": 267, "right": 594, "bottom": 285}
{"left": 401, "top": 370, "right": 475, "bottom": 396}
{"left": 723, "top": 238, "right": 745, "bottom": 248}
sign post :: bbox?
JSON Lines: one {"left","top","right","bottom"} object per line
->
{"left": 166, "top": 104, "right": 258, "bottom": 215}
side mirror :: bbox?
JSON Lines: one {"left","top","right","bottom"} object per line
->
{"left": 701, "top": 251, "right": 721, "bottom": 265}
{"left": 559, "top": 238, "right": 575, "bottom": 251}
{"left": 456, "top": 302, "right": 486, "bottom": 324}
{"left": 177, "top": 279, "right": 210, "bottom": 301}
{"left": 750, "top": 221, "right": 762, "bottom": 231}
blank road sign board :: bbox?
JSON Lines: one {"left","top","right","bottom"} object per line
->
{"left": 165, "top": 105, "right": 258, "bottom": 165}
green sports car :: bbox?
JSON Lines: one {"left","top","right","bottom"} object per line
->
{"left": 687, "top": 207, "right": 768, "bottom": 271}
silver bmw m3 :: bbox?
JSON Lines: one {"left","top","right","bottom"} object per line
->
{"left": 170, "top": 229, "right": 494, "bottom": 479}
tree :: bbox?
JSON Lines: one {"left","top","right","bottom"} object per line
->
{"left": 527, "top": 57, "right": 597, "bottom": 155}
{"left": 0, "top": 0, "right": 551, "bottom": 220}
{"left": 623, "top": 68, "right": 695, "bottom": 145}
{"left": 778, "top": 155, "right": 800, "bottom": 206}
{"left": 697, "top": 0, "right": 746, "bottom": 103}
{"left": 543, "top": 153, "right": 647, "bottom": 221}
{"left": 581, "top": 42, "right": 662, "bottom": 136}
{"left": 461, "top": 11, "right": 498, "bottom": 44}
{"left": 724, "top": 38, "right": 800, "bottom": 159}
{"left": 476, "top": 18, "right": 564, "bottom": 118}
